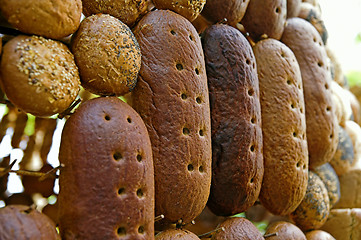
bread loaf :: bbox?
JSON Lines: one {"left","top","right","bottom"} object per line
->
{"left": 265, "top": 221, "right": 306, "bottom": 240}
{"left": 202, "top": 24, "right": 263, "bottom": 216}
{"left": 334, "top": 169, "right": 361, "bottom": 208}
{"left": 155, "top": 229, "right": 200, "bottom": 240}
{"left": 241, "top": 0, "right": 287, "bottom": 41}
{"left": 152, "top": 0, "right": 206, "bottom": 22}
{"left": 132, "top": 10, "right": 211, "bottom": 224}
{"left": 331, "top": 81, "right": 352, "bottom": 127}
{"left": 281, "top": 18, "right": 338, "bottom": 169}
{"left": 305, "top": 230, "right": 335, "bottom": 240}
{"left": 253, "top": 38, "right": 308, "bottom": 215}
{"left": 287, "top": 0, "right": 302, "bottom": 18}
{"left": 58, "top": 97, "right": 154, "bottom": 239}
{"left": 344, "top": 120, "right": 361, "bottom": 169}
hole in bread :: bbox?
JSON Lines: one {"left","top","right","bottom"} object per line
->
{"left": 137, "top": 154, "right": 142, "bottom": 162}
{"left": 199, "top": 166, "right": 204, "bottom": 172}
{"left": 195, "top": 68, "right": 200, "bottom": 75}
{"left": 104, "top": 115, "right": 111, "bottom": 121}
{"left": 325, "top": 83, "right": 329, "bottom": 89}
{"left": 330, "top": 133, "right": 333, "bottom": 138}
{"left": 113, "top": 152, "right": 122, "bottom": 161}
{"left": 293, "top": 132, "right": 297, "bottom": 137}
{"left": 326, "top": 106, "right": 331, "bottom": 112}
{"left": 251, "top": 117, "right": 255, "bottom": 124}
{"left": 246, "top": 59, "right": 251, "bottom": 65}
{"left": 275, "top": 7, "right": 280, "bottom": 13}
{"left": 287, "top": 79, "right": 292, "bottom": 85}
{"left": 117, "top": 227, "right": 126, "bottom": 236}
{"left": 281, "top": 52, "right": 285, "bottom": 58}
{"left": 137, "top": 189, "right": 144, "bottom": 198}
{"left": 127, "top": 117, "right": 132, "bottom": 123}
{"left": 252, "top": 62, "right": 256, "bottom": 69}
{"left": 181, "top": 93, "right": 187, "bottom": 100}
{"left": 138, "top": 226, "right": 145, "bottom": 234}
{"left": 250, "top": 145, "right": 255, "bottom": 152}
{"left": 303, "top": 164, "right": 306, "bottom": 170}
{"left": 298, "top": 84, "right": 302, "bottom": 89}
{"left": 300, "top": 107, "right": 303, "bottom": 113}
{"left": 248, "top": 88, "right": 254, "bottom": 96}
{"left": 183, "top": 127, "right": 190, "bottom": 135}
{"left": 250, "top": 177, "right": 254, "bottom": 183}
{"left": 188, "top": 164, "right": 194, "bottom": 171}
{"left": 313, "top": 37, "right": 317, "bottom": 42}
{"left": 118, "top": 188, "right": 125, "bottom": 195}
{"left": 176, "top": 63, "right": 184, "bottom": 71}
{"left": 196, "top": 97, "right": 202, "bottom": 104}
{"left": 296, "top": 161, "right": 301, "bottom": 168}
{"left": 291, "top": 103, "right": 295, "bottom": 109}
{"left": 199, "top": 129, "right": 204, "bottom": 136}
{"left": 189, "top": 35, "right": 193, "bottom": 41}
{"left": 171, "top": 30, "right": 176, "bottom": 35}
{"left": 317, "top": 61, "right": 323, "bottom": 67}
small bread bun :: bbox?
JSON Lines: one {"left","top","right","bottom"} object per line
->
{"left": 0, "top": 35, "right": 80, "bottom": 117}
{"left": 155, "top": 229, "right": 200, "bottom": 239}
{"left": 152, "top": 0, "right": 206, "bottom": 22}
{"left": 71, "top": 14, "right": 141, "bottom": 96}
{"left": 0, "top": 0, "right": 82, "bottom": 40}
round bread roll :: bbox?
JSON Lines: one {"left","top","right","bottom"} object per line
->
{"left": 82, "top": 0, "right": 149, "bottom": 27}
{"left": 326, "top": 46, "right": 346, "bottom": 88}
{"left": 334, "top": 169, "right": 361, "bottom": 208}
{"left": 0, "top": 0, "right": 82, "bottom": 40}
{"left": 305, "top": 230, "right": 335, "bottom": 240}
{"left": 0, "top": 35, "right": 80, "bottom": 117}
{"left": 0, "top": 205, "right": 60, "bottom": 240}
{"left": 346, "top": 90, "right": 361, "bottom": 124}
{"left": 155, "top": 229, "right": 200, "bottom": 240}
{"left": 71, "top": 14, "right": 141, "bottom": 96}
{"left": 287, "top": 0, "right": 302, "bottom": 18}
{"left": 290, "top": 171, "right": 330, "bottom": 231}
{"left": 265, "top": 221, "right": 306, "bottom": 240}
{"left": 331, "top": 81, "right": 352, "bottom": 127}
{"left": 152, "top": 0, "right": 206, "bottom": 22}
{"left": 344, "top": 120, "right": 361, "bottom": 169}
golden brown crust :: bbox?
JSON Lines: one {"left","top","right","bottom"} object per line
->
{"left": 58, "top": 97, "right": 154, "bottom": 239}
{"left": 152, "top": 0, "right": 206, "bottom": 22}
{"left": 132, "top": 10, "right": 211, "bottom": 224}
{"left": 0, "top": 0, "right": 82, "bottom": 39}
{"left": 201, "top": 0, "right": 250, "bottom": 26}
{"left": 241, "top": 0, "right": 287, "bottom": 41}
{"left": 265, "top": 221, "right": 306, "bottom": 240}
{"left": 253, "top": 39, "right": 308, "bottom": 216}
{"left": 287, "top": 0, "right": 302, "bottom": 18}
{"left": 281, "top": 18, "right": 338, "bottom": 169}
{"left": 82, "top": 0, "right": 149, "bottom": 27}
{"left": 71, "top": 14, "right": 141, "bottom": 96}
{"left": 203, "top": 24, "right": 263, "bottom": 216}
{"left": 334, "top": 169, "right": 361, "bottom": 208}
{"left": 191, "top": 15, "right": 212, "bottom": 34}
{"left": 0, "top": 205, "right": 60, "bottom": 240}
{"left": 305, "top": 230, "right": 335, "bottom": 240}
{"left": 155, "top": 229, "right": 200, "bottom": 240}
{"left": 211, "top": 217, "right": 265, "bottom": 240}
{"left": 0, "top": 35, "right": 80, "bottom": 117}
{"left": 290, "top": 171, "right": 330, "bottom": 231}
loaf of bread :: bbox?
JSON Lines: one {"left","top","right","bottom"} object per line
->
{"left": 346, "top": 90, "right": 361, "bottom": 124}
{"left": 82, "top": 0, "right": 149, "bottom": 27}
{"left": 287, "top": 0, "right": 302, "bottom": 18}
{"left": 132, "top": 10, "right": 211, "bottom": 224}
{"left": 320, "top": 208, "right": 361, "bottom": 240}
{"left": 281, "top": 18, "right": 338, "bottom": 169}
{"left": 58, "top": 97, "right": 154, "bottom": 239}
{"left": 202, "top": 24, "right": 263, "bottom": 216}
{"left": 265, "top": 221, "right": 306, "bottom": 240}
{"left": 345, "top": 120, "right": 361, "bottom": 169}
{"left": 155, "top": 229, "right": 200, "bottom": 240}
{"left": 152, "top": 0, "right": 206, "bottom": 22}
{"left": 334, "top": 169, "right": 361, "bottom": 208}
{"left": 201, "top": 0, "right": 250, "bottom": 26}
{"left": 326, "top": 46, "right": 346, "bottom": 88}
{"left": 0, "top": 0, "right": 82, "bottom": 39}
{"left": 0, "top": 205, "right": 60, "bottom": 240}
{"left": 305, "top": 230, "right": 335, "bottom": 240}
{"left": 241, "top": 0, "right": 287, "bottom": 41}
{"left": 71, "top": 14, "right": 141, "bottom": 96}
{"left": 253, "top": 38, "right": 308, "bottom": 215}
{"left": 331, "top": 81, "right": 352, "bottom": 127}
{"left": 0, "top": 35, "right": 80, "bottom": 117}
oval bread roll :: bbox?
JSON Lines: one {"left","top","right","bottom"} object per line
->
{"left": 253, "top": 38, "right": 308, "bottom": 215}
{"left": 58, "top": 97, "right": 154, "bottom": 239}
{"left": 265, "top": 221, "right": 306, "bottom": 240}
{"left": 152, "top": 0, "right": 206, "bottom": 22}
{"left": 305, "top": 230, "right": 335, "bottom": 240}
{"left": 155, "top": 229, "right": 200, "bottom": 240}
{"left": 344, "top": 120, "right": 361, "bottom": 169}
{"left": 287, "top": 0, "right": 302, "bottom": 18}
{"left": 203, "top": 24, "right": 263, "bottom": 216}
{"left": 331, "top": 81, "right": 352, "bottom": 127}
{"left": 132, "top": 10, "right": 211, "bottom": 224}
{"left": 281, "top": 18, "right": 338, "bottom": 169}
{"left": 334, "top": 169, "right": 361, "bottom": 208}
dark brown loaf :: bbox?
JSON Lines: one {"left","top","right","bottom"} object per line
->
{"left": 203, "top": 24, "right": 263, "bottom": 216}
{"left": 265, "top": 221, "right": 306, "bottom": 240}
{"left": 0, "top": 0, "right": 82, "bottom": 39}
{"left": 281, "top": 18, "right": 338, "bottom": 169}
{"left": 152, "top": 0, "right": 206, "bottom": 22}
{"left": 132, "top": 10, "right": 211, "bottom": 224}
{"left": 0, "top": 35, "right": 80, "bottom": 117}
{"left": 155, "top": 229, "right": 200, "bottom": 240}
{"left": 201, "top": 0, "right": 250, "bottom": 26}
{"left": 287, "top": 0, "right": 302, "bottom": 18}
{"left": 253, "top": 38, "right": 308, "bottom": 215}
{"left": 0, "top": 205, "right": 60, "bottom": 240}
{"left": 81, "top": 0, "right": 149, "bottom": 27}
{"left": 71, "top": 14, "right": 141, "bottom": 96}
{"left": 241, "top": 0, "right": 287, "bottom": 41}
{"left": 58, "top": 97, "right": 154, "bottom": 239}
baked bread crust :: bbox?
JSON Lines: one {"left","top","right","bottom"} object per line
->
{"left": 265, "top": 221, "right": 306, "bottom": 240}
{"left": 305, "top": 230, "right": 336, "bottom": 240}
{"left": 155, "top": 229, "right": 200, "bottom": 240}
{"left": 152, "top": 0, "right": 206, "bottom": 22}
{"left": 287, "top": 0, "right": 302, "bottom": 18}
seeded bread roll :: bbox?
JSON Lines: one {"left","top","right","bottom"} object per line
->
{"left": 320, "top": 208, "right": 361, "bottom": 240}
{"left": 82, "top": 0, "right": 149, "bottom": 27}
{"left": 253, "top": 39, "right": 308, "bottom": 216}
{"left": 152, "top": 0, "right": 206, "bottom": 22}
{"left": 0, "top": 35, "right": 80, "bottom": 117}
{"left": 201, "top": 0, "right": 250, "bottom": 26}
{"left": 265, "top": 221, "right": 306, "bottom": 240}
{"left": 241, "top": 0, "right": 287, "bottom": 41}
{"left": 211, "top": 217, "right": 265, "bottom": 240}
{"left": 71, "top": 14, "right": 141, "bottom": 96}
{"left": 290, "top": 171, "right": 330, "bottom": 231}
{"left": 155, "top": 229, "right": 200, "bottom": 240}
{"left": 287, "top": 0, "right": 302, "bottom": 18}
{"left": 58, "top": 97, "right": 154, "bottom": 239}
{"left": 0, "top": 205, "right": 60, "bottom": 240}
{"left": 305, "top": 230, "right": 335, "bottom": 240}
{"left": 281, "top": 18, "right": 338, "bottom": 169}
{"left": 0, "top": 0, "right": 81, "bottom": 40}
{"left": 203, "top": 24, "right": 263, "bottom": 216}
{"left": 132, "top": 10, "right": 211, "bottom": 224}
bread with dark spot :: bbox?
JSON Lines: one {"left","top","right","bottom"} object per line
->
{"left": 287, "top": 0, "right": 302, "bottom": 18}
{"left": 152, "top": 0, "right": 206, "bottom": 22}
{"left": 265, "top": 221, "right": 306, "bottom": 240}
{"left": 155, "top": 229, "right": 200, "bottom": 240}
{"left": 132, "top": 10, "right": 211, "bottom": 224}
{"left": 253, "top": 38, "right": 308, "bottom": 215}
{"left": 305, "top": 230, "right": 335, "bottom": 240}
{"left": 58, "top": 97, "right": 154, "bottom": 239}
{"left": 281, "top": 18, "right": 338, "bottom": 169}
{"left": 71, "top": 14, "right": 141, "bottom": 96}
{"left": 202, "top": 24, "right": 263, "bottom": 216}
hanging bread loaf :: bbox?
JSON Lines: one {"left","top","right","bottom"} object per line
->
{"left": 253, "top": 38, "right": 308, "bottom": 216}
{"left": 202, "top": 24, "right": 263, "bottom": 216}
{"left": 155, "top": 229, "right": 200, "bottom": 240}
{"left": 305, "top": 230, "right": 335, "bottom": 240}
{"left": 334, "top": 169, "right": 361, "bottom": 208}
{"left": 265, "top": 221, "right": 306, "bottom": 240}
{"left": 58, "top": 97, "right": 154, "bottom": 239}
{"left": 281, "top": 18, "right": 338, "bottom": 169}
